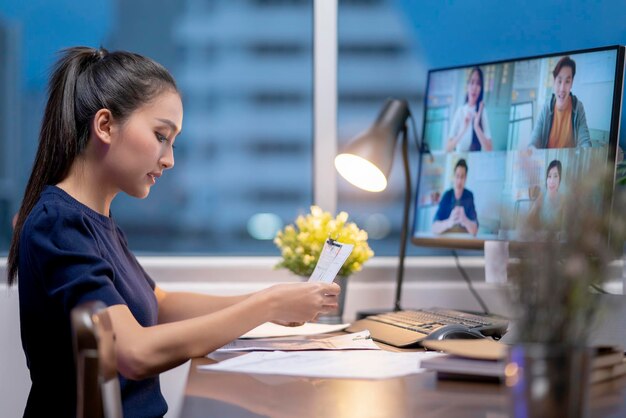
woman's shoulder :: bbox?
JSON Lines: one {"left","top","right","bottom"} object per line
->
{"left": 23, "top": 186, "right": 113, "bottom": 237}
{"left": 451, "top": 104, "right": 468, "bottom": 119}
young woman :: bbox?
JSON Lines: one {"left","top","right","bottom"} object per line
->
{"left": 445, "top": 67, "right": 493, "bottom": 152}
{"left": 529, "top": 159, "right": 564, "bottom": 229}
{"left": 7, "top": 47, "right": 339, "bottom": 418}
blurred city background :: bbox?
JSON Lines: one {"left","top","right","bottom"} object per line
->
{"left": 1, "top": 0, "right": 624, "bottom": 257}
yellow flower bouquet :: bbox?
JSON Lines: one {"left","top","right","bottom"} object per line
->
{"left": 274, "top": 205, "right": 374, "bottom": 277}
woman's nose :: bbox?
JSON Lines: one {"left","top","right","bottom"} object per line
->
{"left": 160, "top": 147, "right": 175, "bottom": 170}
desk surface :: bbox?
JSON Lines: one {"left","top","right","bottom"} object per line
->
{"left": 180, "top": 352, "right": 626, "bottom": 418}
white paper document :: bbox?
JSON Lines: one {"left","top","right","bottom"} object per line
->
{"left": 218, "top": 330, "right": 380, "bottom": 352}
{"left": 198, "top": 350, "right": 446, "bottom": 380}
{"left": 241, "top": 322, "right": 350, "bottom": 339}
{"left": 308, "top": 239, "right": 353, "bottom": 283}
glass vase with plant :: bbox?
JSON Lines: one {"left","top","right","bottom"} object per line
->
{"left": 274, "top": 206, "right": 374, "bottom": 323}
{"left": 274, "top": 205, "right": 374, "bottom": 278}
{"left": 506, "top": 162, "right": 626, "bottom": 417}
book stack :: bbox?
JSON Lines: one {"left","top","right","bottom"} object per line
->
{"left": 420, "top": 339, "right": 625, "bottom": 384}
{"left": 590, "top": 346, "right": 626, "bottom": 384}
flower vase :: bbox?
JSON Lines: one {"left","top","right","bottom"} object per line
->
{"left": 506, "top": 344, "right": 592, "bottom": 418}
{"left": 314, "top": 276, "right": 347, "bottom": 325}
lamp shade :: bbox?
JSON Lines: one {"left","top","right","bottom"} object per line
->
{"left": 335, "top": 99, "right": 410, "bottom": 192}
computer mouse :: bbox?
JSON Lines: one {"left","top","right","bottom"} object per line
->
{"left": 423, "top": 324, "right": 485, "bottom": 341}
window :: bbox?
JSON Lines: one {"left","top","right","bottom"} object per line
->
{"left": 0, "top": 0, "right": 313, "bottom": 255}
{"left": 336, "top": 0, "right": 431, "bottom": 255}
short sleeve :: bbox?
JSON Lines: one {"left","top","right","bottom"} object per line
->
{"left": 434, "top": 190, "right": 452, "bottom": 221}
{"left": 464, "top": 190, "right": 478, "bottom": 223}
{"left": 20, "top": 203, "right": 126, "bottom": 316}
{"left": 114, "top": 223, "right": 156, "bottom": 290}
{"left": 448, "top": 107, "right": 463, "bottom": 142}
{"left": 482, "top": 108, "right": 492, "bottom": 138}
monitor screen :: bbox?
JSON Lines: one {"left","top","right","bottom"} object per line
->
{"left": 411, "top": 45, "right": 625, "bottom": 249}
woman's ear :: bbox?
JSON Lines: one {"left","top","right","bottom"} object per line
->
{"left": 92, "top": 109, "right": 114, "bottom": 145}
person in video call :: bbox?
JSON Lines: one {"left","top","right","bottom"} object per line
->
{"left": 445, "top": 67, "right": 493, "bottom": 152}
{"left": 529, "top": 56, "right": 591, "bottom": 148}
{"left": 6, "top": 46, "right": 340, "bottom": 418}
{"left": 529, "top": 159, "right": 564, "bottom": 229}
{"left": 432, "top": 158, "right": 478, "bottom": 235}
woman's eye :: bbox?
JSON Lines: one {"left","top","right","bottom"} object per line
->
{"left": 156, "top": 132, "right": 176, "bottom": 149}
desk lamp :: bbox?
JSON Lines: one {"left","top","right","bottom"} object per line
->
{"left": 335, "top": 98, "right": 412, "bottom": 312}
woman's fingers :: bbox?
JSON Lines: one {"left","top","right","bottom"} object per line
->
{"left": 322, "top": 282, "right": 341, "bottom": 295}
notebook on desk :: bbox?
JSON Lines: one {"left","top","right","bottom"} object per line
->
{"left": 419, "top": 340, "right": 625, "bottom": 384}
{"left": 346, "top": 308, "right": 509, "bottom": 348}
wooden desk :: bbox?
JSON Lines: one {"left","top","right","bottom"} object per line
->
{"left": 180, "top": 354, "right": 626, "bottom": 418}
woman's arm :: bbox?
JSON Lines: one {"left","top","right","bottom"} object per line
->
{"left": 154, "top": 287, "right": 251, "bottom": 323}
{"left": 525, "top": 191, "right": 544, "bottom": 230}
{"left": 445, "top": 107, "right": 470, "bottom": 152}
{"left": 107, "top": 281, "right": 340, "bottom": 380}
{"left": 473, "top": 103, "right": 493, "bottom": 151}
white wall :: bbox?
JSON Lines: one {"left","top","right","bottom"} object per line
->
{"left": 0, "top": 285, "right": 29, "bottom": 418}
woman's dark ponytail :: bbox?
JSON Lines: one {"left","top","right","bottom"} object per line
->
{"left": 7, "top": 46, "right": 177, "bottom": 285}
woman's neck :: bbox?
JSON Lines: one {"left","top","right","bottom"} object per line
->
{"left": 56, "top": 158, "right": 115, "bottom": 216}
{"left": 546, "top": 190, "right": 559, "bottom": 201}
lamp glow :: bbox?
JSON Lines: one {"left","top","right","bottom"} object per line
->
{"left": 335, "top": 98, "right": 412, "bottom": 312}
{"left": 335, "top": 153, "right": 387, "bottom": 192}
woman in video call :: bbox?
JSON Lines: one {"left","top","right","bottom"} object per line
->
{"left": 529, "top": 56, "right": 591, "bottom": 148}
{"left": 529, "top": 159, "right": 564, "bottom": 229}
{"left": 432, "top": 159, "right": 478, "bottom": 235}
{"left": 7, "top": 46, "right": 339, "bottom": 418}
{"left": 445, "top": 67, "right": 493, "bottom": 152}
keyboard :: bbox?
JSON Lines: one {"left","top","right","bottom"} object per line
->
{"left": 346, "top": 308, "right": 509, "bottom": 348}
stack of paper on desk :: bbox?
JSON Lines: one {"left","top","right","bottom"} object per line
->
{"left": 420, "top": 340, "right": 626, "bottom": 384}
{"left": 199, "top": 350, "right": 445, "bottom": 379}
{"left": 241, "top": 322, "right": 350, "bottom": 339}
{"left": 420, "top": 339, "right": 506, "bottom": 381}
{"left": 218, "top": 330, "right": 380, "bottom": 352}
{"left": 589, "top": 346, "right": 626, "bottom": 384}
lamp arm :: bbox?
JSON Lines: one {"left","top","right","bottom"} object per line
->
{"left": 394, "top": 124, "right": 411, "bottom": 311}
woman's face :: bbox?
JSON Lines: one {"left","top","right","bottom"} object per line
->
{"left": 553, "top": 66, "right": 574, "bottom": 110}
{"left": 546, "top": 167, "right": 560, "bottom": 194}
{"left": 467, "top": 71, "right": 482, "bottom": 105}
{"left": 104, "top": 89, "right": 183, "bottom": 199}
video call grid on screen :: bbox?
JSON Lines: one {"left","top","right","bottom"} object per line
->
{"left": 411, "top": 45, "right": 625, "bottom": 249}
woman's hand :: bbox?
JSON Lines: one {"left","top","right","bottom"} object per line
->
{"left": 473, "top": 102, "right": 484, "bottom": 130}
{"left": 473, "top": 102, "right": 493, "bottom": 150}
{"left": 262, "top": 282, "right": 340, "bottom": 324}
{"left": 463, "top": 110, "right": 472, "bottom": 131}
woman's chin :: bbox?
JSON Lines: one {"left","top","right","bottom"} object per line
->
{"left": 126, "top": 187, "right": 151, "bottom": 199}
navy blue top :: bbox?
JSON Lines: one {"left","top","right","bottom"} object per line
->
{"left": 433, "top": 188, "right": 478, "bottom": 231}
{"left": 18, "top": 186, "right": 167, "bottom": 418}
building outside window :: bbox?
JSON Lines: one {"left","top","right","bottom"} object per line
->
{"left": 0, "top": 0, "right": 425, "bottom": 257}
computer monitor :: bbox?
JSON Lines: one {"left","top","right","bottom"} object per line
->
{"left": 411, "top": 45, "right": 625, "bottom": 250}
